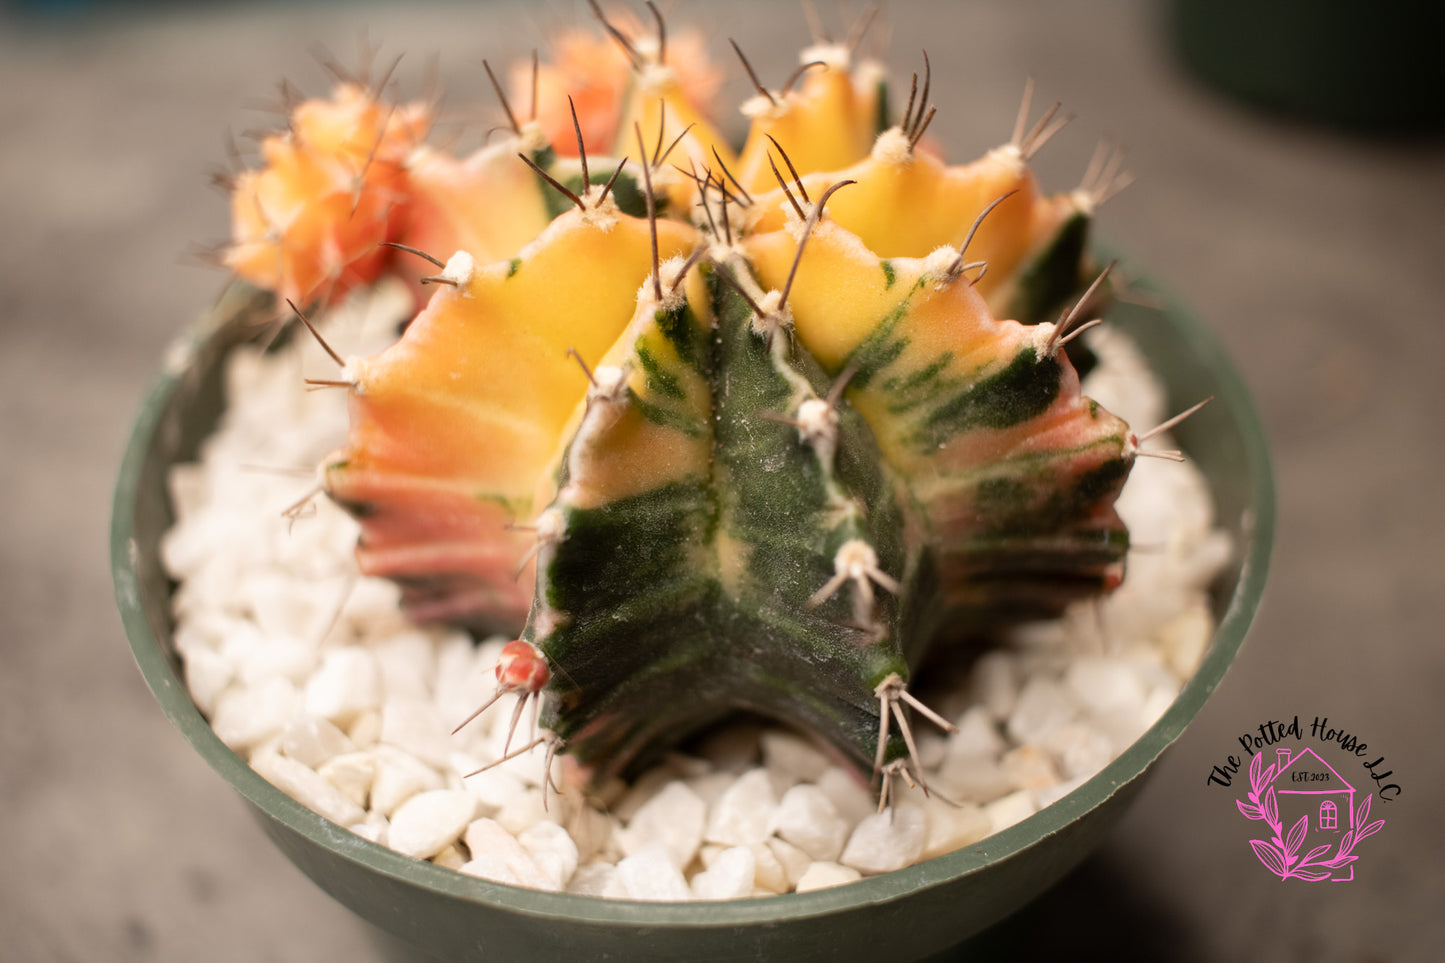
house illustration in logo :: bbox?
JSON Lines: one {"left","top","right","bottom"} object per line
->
{"left": 1268, "top": 746, "right": 1357, "bottom": 881}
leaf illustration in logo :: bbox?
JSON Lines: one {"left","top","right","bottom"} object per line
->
{"left": 1285, "top": 815, "right": 1308, "bottom": 860}
{"left": 1355, "top": 793, "right": 1371, "bottom": 828}
{"left": 1249, "top": 752, "right": 1264, "bottom": 790}
{"left": 1301, "top": 843, "right": 1333, "bottom": 865}
{"left": 1249, "top": 838, "right": 1288, "bottom": 878}
{"left": 1263, "top": 786, "right": 1280, "bottom": 827}
{"left": 1358, "top": 818, "right": 1385, "bottom": 843}
{"left": 1236, "top": 799, "right": 1265, "bottom": 820}
{"left": 1293, "top": 868, "right": 1333, "bottom": 882}
{"left": 1326, "top": 854, "right": 1359, "bottom": 869}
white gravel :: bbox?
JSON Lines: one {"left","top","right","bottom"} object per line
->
{"left": 160, "top": 282, "right": 1231, "bottom": 900}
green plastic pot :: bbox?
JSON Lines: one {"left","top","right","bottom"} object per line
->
{"left": 111, "top": 265, "right": 1273, "bottom": 962}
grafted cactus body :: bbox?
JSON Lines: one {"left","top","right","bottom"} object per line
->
{"left": 226, "top": 12, "right": 1139, "bottom": 789}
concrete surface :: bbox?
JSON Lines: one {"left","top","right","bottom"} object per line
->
{"left": 1, "top": 1, "right": 1441, "bottom": 960}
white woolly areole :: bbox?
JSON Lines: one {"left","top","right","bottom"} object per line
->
{"left": 855, "top": 59, "right": 886, "bottom": 90}
{"left": 795, "top": 398, "right": 839, "bottom": 444}
{"left": 740, "top": 94, "right": 787, "bottom": 121}
{"left": 635, "top": 256, "right": 690, "bottom": 314}
{"left": 534, "top": 507, "right": 565, "bottom": 543}
{"left": 580, "top": 187, "right": 621, "bottom": 231}
{"left": 638, "top": 62, "right": 677, "bottom": 93}
{"left": 340, "top": 357, "right": 365, "bottom": 393}
{"left": 440, "top": 251, "right": 475, "bottom": 288}
{"left": 834, "top": 539, "right": 881, "bottom": 580}
{"left": 751, "top": 289, "right": 794, "bottom": 336}
{"left": 986, "top": 142, "right": 1027, "bottom": 174}
{"left": 589, "top": 364, "right": 629, "bottom": 403}
{"left": 517, "top": 121, "right": 549, "bottom": 154}
{"left": 800, "top": 43, "right": 850, "bottom": 71}
{"left": 871, "top": 127, "right": 914, "bottom": 166}
{"left": 634, "top": 36, "right": 661, "bottom": 63}
{"left": 782, "top": 200, "right": 818, "bottom": 240}
{"left": 1069, "top": 187, "right": 1098, "bottom": 217}
{"left": 921, "top": 245, "right": 962, "bottom": 287}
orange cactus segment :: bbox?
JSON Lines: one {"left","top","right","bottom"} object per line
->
{"left": 224, "top": 83, "right": 431, "bottom": 307}
{"left": 516, "top": 25, "right": 721, "bottom": 157}
{"left": 325, "top": 208, "right": 699, "bottom": 628}
{"left": 399, "top": 143, "right": 553, "bottom": 289}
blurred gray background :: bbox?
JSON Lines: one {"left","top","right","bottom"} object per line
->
{"left": 2, "top": 1, "right": 1441, "bottom": 960}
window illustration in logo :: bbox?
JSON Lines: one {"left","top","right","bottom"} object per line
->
{"left": 1236, "top": 747, "right": 1384, "bottom": 881}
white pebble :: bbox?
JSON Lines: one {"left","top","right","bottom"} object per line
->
{"left": 463, "top": 818, "right": 551, "bottom": 890}
{"left": 761, "top": 730, "right": 829, "bottom": 786}
{"left": 690, "top": 846, "right": 755, "bottom": 900}
{"left": 920, "top": 797, "right": 990, "bottom": 861}
{"left": 493, "top": 787, "right": 549, "bottom": 837}
{"left": 380, "top": 697, "right": 455, "bottom": 770}
{"left": 318, "top": 751, "right": 376, "bottom": 808}
{"left": 983, "top": 789, "right": 1037, "bottom": 832}
{"left": 1064, "top": 658, "right": 1146, "bottom": 716}
{"left": 795, "top": 861, "right": 862, "bottom": 892}
{"left": 369, "top": 745, "right": 444, "bottom": 816}
{"left": 1140, "top": 684, "right": 1178, "bottom": 729}
{"left": 705, "top": 769, "right": 778, "bottom": 847}
{"left": 237, "top": 634, "right": 318, "bottom": 688}
{"left": 1001, "top": 745, "right": 1059, "bottom": 791}
{"left": 947, "top": 706, "right": 1007, "bottom": 760}
{"left": 280, "top": 715, "right": 354, "bottom": 768}
{"left": 252, "top": 749, "right": 365, "bottom": 826}
{"left": 749, "top": 841, "right": 788, "bottom": 894}
{"left": 619, "top": 781, "right": 706, "bottom": 870}
{"left": 1007, "top": 677, "right": 1079, "bottom": 745}
{"left": 183, "top": 647, "right": 232, "bottom": 717}
{"left": 348, "top": 811, "right": 389, "bottom": 846}
{"left": 936, "top": 754, "right": 1014, "bottom": 804}
{"left": 815, "top": 767, "right": 875, "bottom": 827}
{"left": 970, "top": 652, "right": 1018, "bottom": 720}
{"left": 373, "top": 631, "right": 438, "bottom": 701}
{"left": 389, "top": 789, "right": 478, "bottom": 859}
{"left": 774, "top": 784, "right": 849, "bottom": 862}
{"left": 519, "top": 821, "right": 580, "bottom": 891}
{"left": 567, "top": 863, "right": 629, "bottom": 898}
{"left": 211, "top": 678, "right": 300, "bottom": 752}
{"left": 304, "top": 648, "right": 382, "bottom": 724}
{"left": 1040, "top": 723, "right": 1114, "bottom": 781}
{"left": 432, "top": 844, "right": 467, "bottom": 870}
{"left": 1034, "top": 774, "right": 1089, "bottom": 810}
{"left": 616, "top": 843, "right": 692, "bottom": 901}
{"left": 767, "top": 837, "right": 812, "bottom": 888}
{"left": 459, "top": 762, "right": 528, "bottom": 817}
{"left": 840, "top": 806, "right": 925, "bottom": 875}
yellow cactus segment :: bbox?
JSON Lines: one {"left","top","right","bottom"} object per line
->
{"left": 744, "top": 220, "right": 1083, "bottom": 476}
{"left": 735, "top": 50, "right": 883, "bottom": 194}
{"left": 345, "top": 210, "right": 698, "bottom": 501}
{"left": 401, "top": 142, "right": 554, "bottom": 287}
{"left": 614, "top": 67, "right": 738, "bottom": 210}
{"left": 749, "top": 142, "right": 1042, "bottom": 303}
{"left": 742, "top": 220, "right": 908, "bottom": 372}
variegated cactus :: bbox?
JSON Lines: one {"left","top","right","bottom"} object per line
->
{"left": 222, "top": 6, "right": 1148, "bottom": 796}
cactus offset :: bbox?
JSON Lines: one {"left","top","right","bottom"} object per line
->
{"left": 223, "top": 9, "right": 1147, "bottom": 793}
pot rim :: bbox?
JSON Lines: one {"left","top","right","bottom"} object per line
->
{"left": 110, "top": 260, "right": 1274, "bottom": 929}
